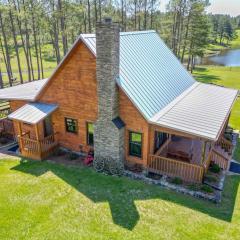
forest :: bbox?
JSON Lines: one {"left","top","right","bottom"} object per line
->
{"left": 0, "top": 0, "right": 239, "bottom": 87}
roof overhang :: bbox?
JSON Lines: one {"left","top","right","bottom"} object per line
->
{"left": 0, "top": 79, "right": 48, "bottom": 101}
{"left": 150, "top": 83, "right": 239, "bottom": 141}
{"left": 8, "top": 102, "right": 58, "bottom": 124}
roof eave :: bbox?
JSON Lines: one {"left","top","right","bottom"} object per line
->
{"left": 214, "top": 89, "right": 239, "bottom": 141}
{"left": 8, "top": 104, "right": 59, "bottom": 125}
{"left": 149, "top": 120, "right": 217, "bottom": 141}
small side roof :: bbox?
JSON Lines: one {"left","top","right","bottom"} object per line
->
{"left": 0, "top": 79, "right": 48, "bottom": 101}
{"left": 150, "top": 83, "right": 238, "bottom": 141}
{"left": 8, "top": 102, "right": 58, "bottom": 124}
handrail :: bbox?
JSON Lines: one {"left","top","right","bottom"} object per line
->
{"left": 148, "top": 154, "right": 204, "bottom": 183}
{"left": 149, "top": 154, "right": 201, "bottom": 168}
{"left": 18, "top": 134, "right": 57, "bottom": 160}
{"left": 216, "top": 136, "right": 233, "bottom": 154}
{"left": 210, "top": 149, "right": 229, "bottom": 170}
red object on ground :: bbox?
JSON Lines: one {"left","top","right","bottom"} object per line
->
{"left": 84, "top": 150, "right": 94, "bottom": 165}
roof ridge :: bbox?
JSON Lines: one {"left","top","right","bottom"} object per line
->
{"left": 80, "top": 30, "right": 156, "bottom": 38}
{"left": 150, "top": 82, "right": 200, "bottom": 123}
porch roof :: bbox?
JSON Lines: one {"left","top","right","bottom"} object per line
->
{"left": 150, "top": 82, "right": 238, "bottom": 141}
{"left": 8, "top": 102, "right": 58, "bottom": 124}
{"left": 0, "top": 79, "right": 48, "bottom": 101}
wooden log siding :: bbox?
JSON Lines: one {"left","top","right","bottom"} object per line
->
{"left": 119, "top": 89, "right": 150, "bottom": 166}
{"left": 37, "top": 42, "right": 98, "bottom": 152}
{"left": 148, "top": 155, "right": 204, "bottom": 183}
{"left": 0, "top": 118, "right": 14, "bottom": 137}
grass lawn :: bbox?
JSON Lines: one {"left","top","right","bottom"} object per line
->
{"left": 231, "top": 30, "right": 240, "bottom": 49}
{"left": 0, "top": 158, "right": 239, "bottom": 240}
{"left": 1, "top": 43, "right": 57, "bottom": 85}
{"left": 234, "top": 139, "right": 240, "bottom": 163}
{"left": 193, "top": 66, "right": 240, "bottom": 130}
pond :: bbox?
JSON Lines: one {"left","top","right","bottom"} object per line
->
{"left": 197, "top": 48, "right": 240, "bottom": 66}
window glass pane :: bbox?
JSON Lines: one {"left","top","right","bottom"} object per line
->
{"left": 87, "top": 122, "right": 94, "bottom": 146}
{"left": 129, "top": 131, "right": 142, "bottom": 158}
{"left": 65, "top": 118, "right": 78, "bottom": 133}
{"left": 88, "top": 123, "right": 94, "bottom": 134}
{"left": 131, "top": 132, "right": 142, "bottom": 143}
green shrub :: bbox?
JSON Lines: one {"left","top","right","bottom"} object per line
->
{"left": 187, "top": 184, "right": 199, "bottom": 191}
{"left": 201, "top": 185, "right": 214, "bottom": 193}
{"left": 53, "top": 148, "right": 66, "bottom": 157}
{"left": 209, "top": 163, "right": 221, "bottom": 173}
{"left": 68, "top": 152, "right": 79, "bottom": 160}
{"left": 204, "top": 175, "right": 218, "bottom": 183}
{"left": 171, "top": 177, "right": 183, "bottom": 185}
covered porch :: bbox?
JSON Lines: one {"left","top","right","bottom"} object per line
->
{"left": 147, "top": 126, "right": 233, "bottom": 183}
{"left": 8, "top": 102, "right": 59, "bottom": 160}
{"left": 147, "top": 82, "right": 237, "bottom": 183}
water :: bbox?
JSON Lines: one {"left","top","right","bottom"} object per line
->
{"left": 198, "top": 48, "right": 240, "bottom": 66}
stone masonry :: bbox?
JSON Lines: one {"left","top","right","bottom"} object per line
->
{"left": 94, "top": 18, "right": 125, "bottom": 169}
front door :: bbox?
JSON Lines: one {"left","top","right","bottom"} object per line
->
{"left": 44, "top": 116, "right": 53, "bottom": 137}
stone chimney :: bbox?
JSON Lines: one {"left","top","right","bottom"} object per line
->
{"left": 94, "top": 18, "right": 125, "bottom": 174}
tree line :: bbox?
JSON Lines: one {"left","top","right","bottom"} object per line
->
{"left": 0, "top": 0, "right": 239, "bottom": 87}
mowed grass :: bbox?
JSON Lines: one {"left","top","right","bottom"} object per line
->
{"left": 193, "top": 66, "right": 240, "bottom": 130}
{"left": 0, "top": 158, "right": 239, "bottom": 240}
{"left": 231, "top": 30, "right": 240, "bottom": 49}
{"left": 1, "top": 43, "right": 57, "bottom": 85}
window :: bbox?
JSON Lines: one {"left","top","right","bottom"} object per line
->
{"left": 87, "top": 122, "right": 94, "bottom": 146}
{"left": 129, "top": 131, "right": 142, "bottom": 158}
{"left": 154, "top": 131, "right": 168, "bottom": 153}
{"left": 65, "top": 118, "right": 78, "bottom": 133}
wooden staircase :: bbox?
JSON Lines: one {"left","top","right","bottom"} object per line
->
{"left": 211, "top": 137, "right": 233, "bottom": 170}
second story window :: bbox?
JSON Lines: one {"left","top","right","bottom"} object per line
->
{"left": 65, "top": 118, "right": 78, "bottom": 134}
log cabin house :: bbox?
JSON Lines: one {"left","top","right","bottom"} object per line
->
{"left": 0, "top": 19, "right": 238, "bottom": 183}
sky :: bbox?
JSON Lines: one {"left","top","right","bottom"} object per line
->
{"left": 160, "top": 0, "right": 240, "bottom": 17}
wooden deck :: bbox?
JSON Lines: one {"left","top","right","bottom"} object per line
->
{"left": 158, "top": 137, "right": 208, "bottom": 165}
{"left": 18, "top": 134, "right": 58, "bottom": 160}
{"left": 148, "top": 136, "right": 233, "bottom": 183}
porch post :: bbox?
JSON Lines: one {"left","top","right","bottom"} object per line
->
{"left": 201, "top": 140, "right": 207, "bottom": 164}
{"left": 17, "top": 121, "right": 23, "bottom": 151}
{"left": 34, "top": 123, "right": 42, "bottom": 157}
{"left": 34, "top": 123, "right": 40, "bottom": 140}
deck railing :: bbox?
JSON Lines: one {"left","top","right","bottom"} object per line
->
{"left": 148, "top": 155, "right": 204, "bottom": 183}
{"left": 210, "top": 149, "right": 229, "bottom": 170}
{"left": 216, "top": 137, "right": 233, "bottom": 155}
{"left": 19, "top": 134, "right": 58, "bottom": 160}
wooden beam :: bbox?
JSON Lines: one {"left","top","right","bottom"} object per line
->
{"left": 17, "top": 121, "right": 22, "bottom": 136}
{"left": 201, "top": 141, "right": 207, "bottom": 164}
{"left": 34, "top": 123, "right": 42, "bottom": 157}
{"left": 150, "top": 124, "right": 207, "bottom": 141}
{"left": 17, "top": 121, "right": 23, "bottom": 151}
{"left": 34, "top": 123, "right": 40, "bottom": 141}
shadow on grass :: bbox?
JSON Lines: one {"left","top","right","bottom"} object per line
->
{"left": 11, "top": 159, "right": 240, "bottom": 230}
{"left": 193, "top": 67, "right": 221, "bottom": 84}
